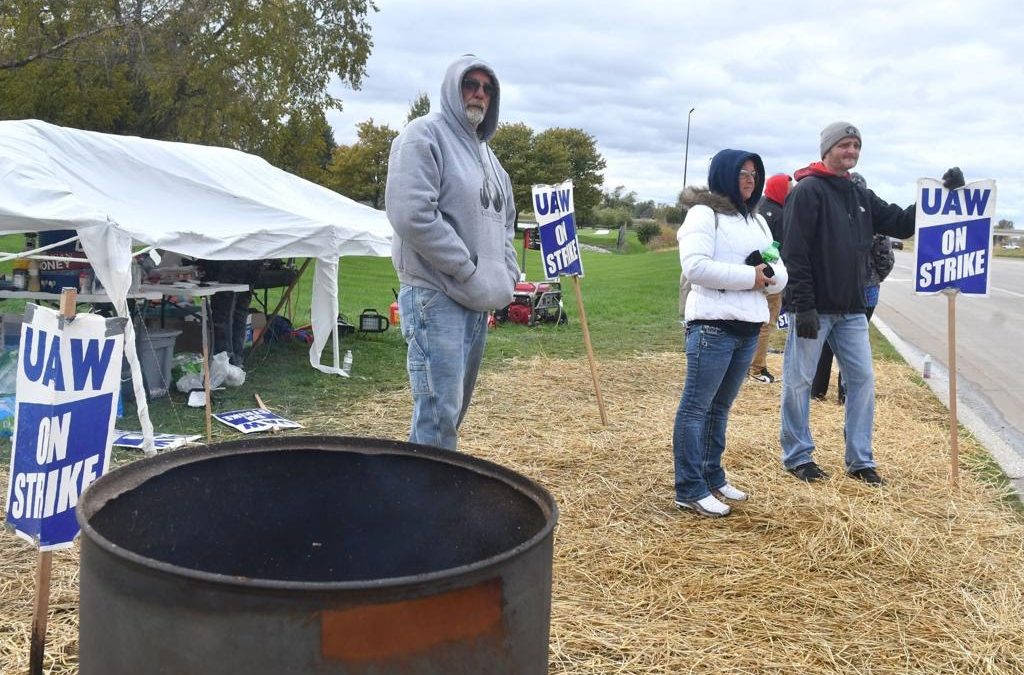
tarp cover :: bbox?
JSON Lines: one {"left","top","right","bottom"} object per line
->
{"left": 0, "top": 119, "right": 393, "bottom": 451}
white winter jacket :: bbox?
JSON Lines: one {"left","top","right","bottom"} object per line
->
{"left": 678, "top": 192, "right": 788, "bottom": 324}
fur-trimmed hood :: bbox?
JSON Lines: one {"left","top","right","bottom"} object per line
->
{"left": 680, "top": 186, "right": 753, "bottom": 217}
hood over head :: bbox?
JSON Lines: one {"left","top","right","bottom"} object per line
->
{"left": 440, "top": 54, "right": 501, "bottom": 142}
{"left": 708, "top": 149, "right": 765, "bottom": 215}
{"left": 763, "top": 173, "right": 793, "bottom": 205}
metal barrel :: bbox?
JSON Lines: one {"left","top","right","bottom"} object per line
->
{"left": 76, "top": 436, "right": 558, "bottom": 674}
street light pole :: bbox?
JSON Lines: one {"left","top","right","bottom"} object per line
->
{"left": 683, "top": 107, "right": 695, "bottom": 189}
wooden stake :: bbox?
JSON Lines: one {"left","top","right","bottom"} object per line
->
{"left": 31, "top": 288, "right": 78, "bottom": 673}
{"left": 201, "top": 296, "right": 212, "bottom": 443}
{"left": 29, "top": 547, "right": 52, "bottom": 675}
{"left": 944, "top": 287, "right": 960, "bottom": 487}
{"left": 571, "top": 276, "right": 608, "bottom": 425}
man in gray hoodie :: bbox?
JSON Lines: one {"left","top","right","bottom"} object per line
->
{"left": 385, "top": 54, "right": 520, "bottom": 451}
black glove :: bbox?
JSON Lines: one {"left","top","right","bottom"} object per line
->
{"left": 744, "top": 250, "right": 774, "bottom": 277}
{"left": 795, "top": 309, "right": 819, "bottom": 340}
{"left": 942, "top": 167, "right": 965, "bottom": 190}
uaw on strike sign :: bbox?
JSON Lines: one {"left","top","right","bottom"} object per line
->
{"left": 915, "top": 179, "right": 996, "bottom": 295}
{"left": 532, "top": 180, "right": 584, "bottom": 278}
{"left": 5, "top": 306, "right": 125, "bottom": 550}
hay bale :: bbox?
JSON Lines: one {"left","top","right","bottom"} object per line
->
{"left": 2, "top": 352, "right": 1023, "bottom": 674}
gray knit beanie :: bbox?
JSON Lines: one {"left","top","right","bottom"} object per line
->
{"left": 820, "top": 121, "right": 861, "bottom": 158}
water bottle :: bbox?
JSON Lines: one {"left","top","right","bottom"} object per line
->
{"left": 922, "top": 354, "right": 932, "bottom": 379}
{"left": 342, "top": 349, "right": 353, "bottom": 376}
{"left": 761, "top": 240, "right": 781, "bottom": 263}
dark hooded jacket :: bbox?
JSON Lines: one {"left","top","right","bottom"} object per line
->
{"left": 706, "top": 149, "right": 765, "bottom": 216}
{"left": 783, "top": 161, "right": 914, "bottom": 314}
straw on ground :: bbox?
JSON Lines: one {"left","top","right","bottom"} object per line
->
{"left": 2, "top": 351, "right": 1023, "bottom": 674}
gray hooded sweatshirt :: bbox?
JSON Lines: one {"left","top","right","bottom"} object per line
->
{"left": 385, "top": 55, "right": 519, "bottom": 312}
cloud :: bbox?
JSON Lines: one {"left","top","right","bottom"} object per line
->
{"left": 328, "top": 0, "right": 1024, "bottom": 222}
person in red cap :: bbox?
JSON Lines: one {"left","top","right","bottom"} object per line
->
{"left": 748, "top": 173, "right": 792, "bottom": 383}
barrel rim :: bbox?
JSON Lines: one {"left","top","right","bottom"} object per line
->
{"left": 77, "top": 435, "right": 559, "bottom": 591}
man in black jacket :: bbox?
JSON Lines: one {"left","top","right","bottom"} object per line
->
{"left": 779, "top": 120, "right": 963, "bottom": 486}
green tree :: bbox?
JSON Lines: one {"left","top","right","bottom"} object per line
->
{"left": 325, "top": 119, "right": 397, "bottom": 208}
{"left": 405, "top": 92, "right": 431, "bottom": 124}
{"left": 490, "top": 122, "right": 537, "bottom": 216}
{"left": 264, "top": 111, "right": 336, "bottom": 184}
{"left": 602, "top": 186, "right": 638, "bottom": 211}
{"left": 534, "top": 127, "right": 605, "bottom": 224}
{"left": 0, "top": 0, "right": 375, "bottom": 171}
{"left": 530, "top": 131, "right": 572, "bottom": 188}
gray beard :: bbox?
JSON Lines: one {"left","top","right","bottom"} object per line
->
{"left": 466, "top": 107, "right": 485, "bottom": 127}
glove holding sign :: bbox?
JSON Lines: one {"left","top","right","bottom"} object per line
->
{"left": 942, "top": 167, "right": 965, "bottom": 190}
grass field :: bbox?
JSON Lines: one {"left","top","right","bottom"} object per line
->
{"left": 0, "top": 229, "right": 951, "bottom": 443}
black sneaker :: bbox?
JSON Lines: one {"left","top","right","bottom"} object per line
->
{"left": 750, "top": 368, "right": 776, "bottom": 383}
{"left": 787, "top": 461, "right": 830, "bottom": 482}
{"left": 848, "top": 467, "right": 886, "bottom": 486}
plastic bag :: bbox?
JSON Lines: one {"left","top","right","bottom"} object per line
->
{"left": 175, "top": 351, "right": 246, "bottom": 392}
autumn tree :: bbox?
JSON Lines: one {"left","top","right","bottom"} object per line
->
{"left": 325, "top": 119, "right": 397, "bottom": 209}
{"left": 0, "top": 0, "right": 376, "bottom": 171}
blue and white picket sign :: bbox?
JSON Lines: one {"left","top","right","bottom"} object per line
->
{"left": 531, "top": 180, "right": 584, "bottom": 279}
{"left": 214, "top": 408, "right": 303, "bottom": 434}
{"left": 4, "top": 305, "right": 126, "bottom": 550}
{"left": 112, "top": 430, "right": 201, "bottom": 451}
{"left": 915, "top": 179, "right": 996, "bottom": 296}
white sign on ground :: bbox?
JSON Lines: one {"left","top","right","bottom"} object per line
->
{"left": 214, "top": 409, "right": 303, "bottom": 434}
{"left": 112, "top": 430, "right": 201, "bottom": 451}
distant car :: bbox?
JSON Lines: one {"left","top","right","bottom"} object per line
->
{"left": 1005, "top": 244, "right": 1020, "bottom": 250}
{"left": 890, "top": 238, "right": 904, "bottom": 250}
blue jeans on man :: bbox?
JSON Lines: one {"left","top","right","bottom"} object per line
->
{"left": 780, "top": 312, "right": 875, "bottom": 472}
{"left": 397, "top": 285, "right": 488, "bottom": 451}
{"left": 673, "top": 324, "right": 759, "bottom": 502}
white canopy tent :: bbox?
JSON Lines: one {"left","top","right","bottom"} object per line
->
{"left": 0, "top": 119, "right": 393, "bottom": 453}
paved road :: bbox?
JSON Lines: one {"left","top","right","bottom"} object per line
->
{"left": 874, "top": 250, "right": 1024, "bottom": 458}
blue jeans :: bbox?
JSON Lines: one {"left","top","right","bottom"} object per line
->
{"left": 780, "top": 312, "right": 875, "bottom": 472}
{"left": 673, "top": 324, "right": 758, "bottom": 502}
{"left": 398, "top": 285, "right": 488, "bottom": 451}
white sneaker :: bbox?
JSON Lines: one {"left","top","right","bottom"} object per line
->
{"left": 713, "top": 482, "right": 749, "bottom": 502}
{"left": 675, "top": 494, "right": 731, "bottom": 517}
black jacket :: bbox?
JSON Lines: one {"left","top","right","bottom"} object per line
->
{"left": 783, "top": 166, "right": 914, "bottom": 314}
{"left": 757, "top": 196, "right": 784, "bottom": 244}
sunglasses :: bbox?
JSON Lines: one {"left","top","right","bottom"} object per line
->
{"left": 462, "top": 78, "right": 497, "bottom": 98}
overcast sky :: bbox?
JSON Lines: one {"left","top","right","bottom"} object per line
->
{"left": 327, "top": 0, "right": 1023, "bottom": 224}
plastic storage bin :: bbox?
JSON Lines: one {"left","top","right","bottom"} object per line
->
{"left": 135, "top": 328, "right": 181, "bottom": 398}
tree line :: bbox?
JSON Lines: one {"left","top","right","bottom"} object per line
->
{"left": 1, "top": 2, "right": 679, "bottom": 231}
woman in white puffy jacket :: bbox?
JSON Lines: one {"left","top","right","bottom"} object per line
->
{"left": 672, "top": 149, "right": 788, "bottom": 517}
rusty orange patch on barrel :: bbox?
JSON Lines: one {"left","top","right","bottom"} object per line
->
{"left": 320, "top": 578, "right": 504, "bottom": 661}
